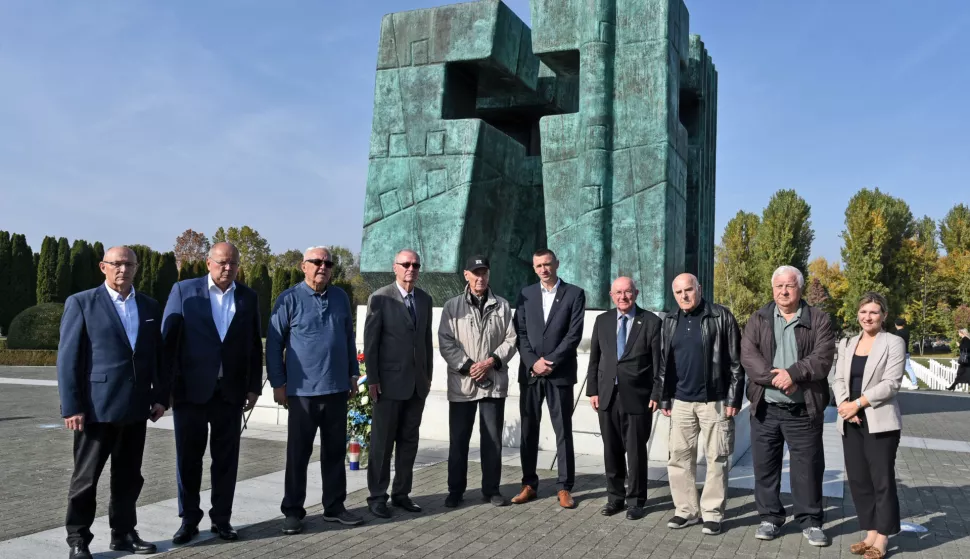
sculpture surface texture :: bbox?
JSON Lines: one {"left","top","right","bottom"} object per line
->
{"left": 360, "top": 0, "right": 716, "bottom": 310}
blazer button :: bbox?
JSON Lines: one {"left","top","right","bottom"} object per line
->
{"left": 129, "top": 377, "right": 134, "bottom": 382}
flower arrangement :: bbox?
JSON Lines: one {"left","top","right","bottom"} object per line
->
{"left": 347, "top": 351, "right": 373, "bottom": 467}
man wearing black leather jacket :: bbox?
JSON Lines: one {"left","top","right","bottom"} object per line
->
{"left": 659, "top": 273, "right": 744, "bottom": 536}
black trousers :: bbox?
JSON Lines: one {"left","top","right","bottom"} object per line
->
{"left": 173, "top": 389, "right": 242, "bottom": 526}
{"left": 281, "top": 393, "right": 349, "bottom": 518}
{"left": 65, "top": 421, "right": 147, "bottom": 546}
{"left": 519, "top": 378, "right": 575, "bottom": 490}
{"left": 367, "top": 394, "right": 426, "bottom": 503}
{"left": 448, "top": 398, "right": 506, "bottom": 497}
{"left": 751, "top": 403, "right": 824, "bottom": 529}
{"left": 598, "top": 386, "right": 652, "bottom": 505}
{"left": 843, "top": 414, "right": 901, "bottom": 535}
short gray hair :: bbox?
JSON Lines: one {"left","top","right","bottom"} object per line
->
{"left": 303, "top": 246, "right": 331, "bottom": 259}
{"left": 771, "top": 265, "right": 804, "bottom": 288}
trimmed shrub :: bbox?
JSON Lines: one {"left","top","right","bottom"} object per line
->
{"left": 7, "top": 303, "right": 65, "bottom": 350}
{"left": 0, "top": 349, "right": 58, "bottom": 366}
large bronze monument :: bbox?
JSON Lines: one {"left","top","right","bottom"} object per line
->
{"left": 359, "top": 0, "right": 716, "bottom": 310}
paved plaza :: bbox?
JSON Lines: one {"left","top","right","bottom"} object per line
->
{"left": 2, "top": 367, "right": 970, "bottom": 558}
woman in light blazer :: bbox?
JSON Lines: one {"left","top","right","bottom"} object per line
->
{"left": 832, "top": 292, "right": 904, "bottom": 559}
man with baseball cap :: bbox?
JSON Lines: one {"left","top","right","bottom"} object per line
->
{"left": 438, "top": 255, "right": 518, "bottom": 507}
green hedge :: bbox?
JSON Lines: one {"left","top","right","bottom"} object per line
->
{"left": 0, "top": 349, "right": 58, "bottom": 366}
{"left": 0, "top": 338, "right": 6, "bottom": 350}
{"left": 7, "top": 303, "right": 64, "bottom": 350}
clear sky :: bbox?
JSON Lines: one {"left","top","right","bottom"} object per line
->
{"left": 1, "top": 1, "right": 967, "bottom": 262}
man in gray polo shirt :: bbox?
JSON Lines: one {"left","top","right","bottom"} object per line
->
{"left": 741, "top": 265, "right": 836, "bottom": 547}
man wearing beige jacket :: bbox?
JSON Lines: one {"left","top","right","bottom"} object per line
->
{"left": 438, "top": 255, "right": 518, "bottom": 508}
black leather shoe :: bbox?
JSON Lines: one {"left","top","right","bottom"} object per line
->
{"left": 172, "top": 523, "right": 199, "bottom": 545}
{"left": 69, "top": 542, "right": 92, "bottom": 559}
{"left": 282, "top": 516, "right": 303, "bottom": 535}
{"left": 391, "top": 496, "right": 421, "bottom": 513}
{"left": 211, "top": 523, "right": 239, "bottom": 541}
{"left": 109, "top": 530, "right": 157, "bottom": 554}
{"left": 369, "top": 501, "right": 391, "bottom": 519}
{"left": 626, "top": 506, "right": 646, "bottom": 520}
{"left": 601, "top": 500, "right": 627, "bottom": 516}
{"left": 445, "top": 493, "right": 463, "bottom": 508}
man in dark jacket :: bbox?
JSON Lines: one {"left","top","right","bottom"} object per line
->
{"left": 660, "top": 273, "right": 744, "bottom": 536}
{"left": 741, "top": 265, "right": 835, "bottom": 547}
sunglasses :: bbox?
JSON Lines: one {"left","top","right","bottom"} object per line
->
{"left": 304, "top": 259, "right": 335, "bottom": 268}
{"left": 396, "top": 261, "right": 421, "bottom": 270}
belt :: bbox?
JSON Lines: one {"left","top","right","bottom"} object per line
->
{"left": 768, "top": 402, "right": 805, "bottom": 412}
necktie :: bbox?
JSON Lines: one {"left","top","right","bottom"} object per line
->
{"left": 406, "top": 293, "right": 417, "bottom": 323}
{"left": 617, "top": 315, "right": 628, "bottom": 359}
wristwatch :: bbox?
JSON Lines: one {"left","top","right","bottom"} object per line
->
{"left": 855, "top": 398, "right": 863, "bottom": 409}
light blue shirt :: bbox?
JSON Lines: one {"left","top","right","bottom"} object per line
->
{"left": 104, "top": 282, "right": 138, "bottom": 348}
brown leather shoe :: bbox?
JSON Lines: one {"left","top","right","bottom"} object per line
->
{"left": 558, "top": 489, "right": 576, "bottom": 509}
{"left": 511, "top": 486, "right": 537, "bottom": 504}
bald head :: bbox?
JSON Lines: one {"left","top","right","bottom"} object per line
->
{"left": 100, "top": 246, "right": 138, "bottom": 295}
{"left": 610, "top": 276, "right": 638, "bottom": 314}
{"left": 207, "top": 242, "right": 240, "bottom": 291}
{"left": 672, "top": 273, "right": 701, "bottom": 312}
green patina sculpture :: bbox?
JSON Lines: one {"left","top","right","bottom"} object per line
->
{"left": 360, "top": 0, "right": 716, "bottom": 310}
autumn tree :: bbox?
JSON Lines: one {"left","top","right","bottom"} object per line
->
{"left": 174, "top": 229, "right": 210, "bottom": 270}
{"left": 211, "top": 226, "right": 271, "bottom": 273}
{"left": 752, "top": 189, "right": 814, "bottom": 301}
{"left": 940, "top": 203, "right": 970, "bottom": 255}
{"left": 713, "top": 211, "right": 761, "bottom": 325}
{"left": 839, "top": 188, "right": 914, "bottom": 325}
{"left": 271, "top": 249, "right": 304, "bottom": 273}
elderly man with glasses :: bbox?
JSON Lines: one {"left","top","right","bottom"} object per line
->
{"left": 363, "top": 249, "right": 434, "bottom": 519}
{"left": 267, "top": 246, "right": 364, "bottom": 533}
{"left": 162, "top": 242, "right": 264, "bottom": 545}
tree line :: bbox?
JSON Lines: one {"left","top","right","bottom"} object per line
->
{"left": 0, "top": 226, "right": 370, "bottom": 337}
{"left": 714, "top": 190, "right": 970, "bottom": 353}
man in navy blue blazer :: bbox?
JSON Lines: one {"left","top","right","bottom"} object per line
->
{"left": 162, "top": 242, "right": 263, "bottom": 545}
{"left": 58, "top": 246, "right": 168, "bottom": 559}
{"left": 511, "top": 249, "right": 586, "bottom": 509}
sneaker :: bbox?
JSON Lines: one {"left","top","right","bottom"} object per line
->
{"left": 322, "top": 509, "right": 365, "bottom": 526}
{"left": 755, "top": 521, "right": 782, "bottom": 540}
{"left": 802, "top": 527, "right": 830, "bottom": 547}
{"left": 702, "top": 521, "right": 721, "bottom": 535}
{"left": 444, "top": 493, "right": 463, "bottom": 508}
{"left": 486, "top": 494, "right": 510, "bottom": 507}
{"left": 282, "top": 516, "right": 303, "bottom": 535}
{"left": 667, "top": 516, "right": 701, "bottom": 529}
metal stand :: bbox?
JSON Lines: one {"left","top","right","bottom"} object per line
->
{"left": 240, "top": 377, "right": 268, "bottom": 435}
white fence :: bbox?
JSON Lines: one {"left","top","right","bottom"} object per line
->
{"left": 911, "top": 358, "right": 967, "bottom": 392}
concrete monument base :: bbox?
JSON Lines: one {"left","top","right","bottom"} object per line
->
{"left": 248, "top": 306, "right": 751, "bottom": 466}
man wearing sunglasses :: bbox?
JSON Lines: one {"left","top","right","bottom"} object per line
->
{"left": 162, "top": 242, "right": 264, "bottom": 545}
{"left": 363, "top": 249, "right": 433, "bottom": 519}
{"left": 266, "top": 246, "right": 364, "bottom": 532}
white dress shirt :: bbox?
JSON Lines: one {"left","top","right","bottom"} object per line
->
{"left": 104, "top": 283, "right": 139, "bottom": 348}
{"left": 540, "top": 278, "right": 561, "bottom": 322}
{"left": 208, "top": 275, "right": 236, "bottom": 378}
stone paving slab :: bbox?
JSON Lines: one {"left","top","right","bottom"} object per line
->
{"left": 0, "top": 382, "right": 312, "bottom": 543}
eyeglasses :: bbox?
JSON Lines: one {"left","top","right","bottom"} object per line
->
{"left": 304, "top": 259, "right": 335, "bottom": 268}
{"left": 103, "top": 261, "right": 138, "bottom": 269}
{"left": 611, "top": 290, "right": 635, "bottom": 297}
{"left": 212, "top": 260, "right": 239, "bottom": 269}
{"left": 396, "top": 261, "right": 421, "bottom": 270}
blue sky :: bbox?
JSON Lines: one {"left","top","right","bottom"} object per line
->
{"left": 1, "top": 0, "right": 967, "bottom": 262}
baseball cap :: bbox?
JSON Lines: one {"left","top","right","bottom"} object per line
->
{"left": 464, "top": 255, "right": 489, "bottom": 271}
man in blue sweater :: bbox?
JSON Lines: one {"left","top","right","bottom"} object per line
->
{"left": 266, "top": 246, "right": 364, "bottom": 533}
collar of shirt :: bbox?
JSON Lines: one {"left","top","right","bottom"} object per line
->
{"left": 540, "top": 278, "right": 561, "bottom": 294}
{"left": 679, "top": 300, "right": 705, "bottom": 318}
{"left": 104, "top": 282, "right": 136, "bottom": 302}
{"left": 616, "top": 309, "right": 635, "bottom": 323}
{"left": 207, "top": 274, "right": 236, "bottom": 296}
{"left": 775, "top": 304, "right": 802, "bottom": 324}
{"left": 396, "top": 281, "right": 414, "bottom": 299}
{"left": 298, "top": 281, "right": 328, "bottom": 297}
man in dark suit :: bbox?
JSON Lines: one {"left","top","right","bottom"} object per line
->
{"left": 364, "top": 249, "right": 433, "bottom": 519}
{"left": 586, "top": 277, "right": 661, "bottom": 520}
{"left": 58, "top": 246, "right": 168, "bottom": 559}
{"left": 511, "top": 248, "right": 586, "bottom": 508}
{"left": 161, "top": 242, "right": 263, "bottom": 544}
